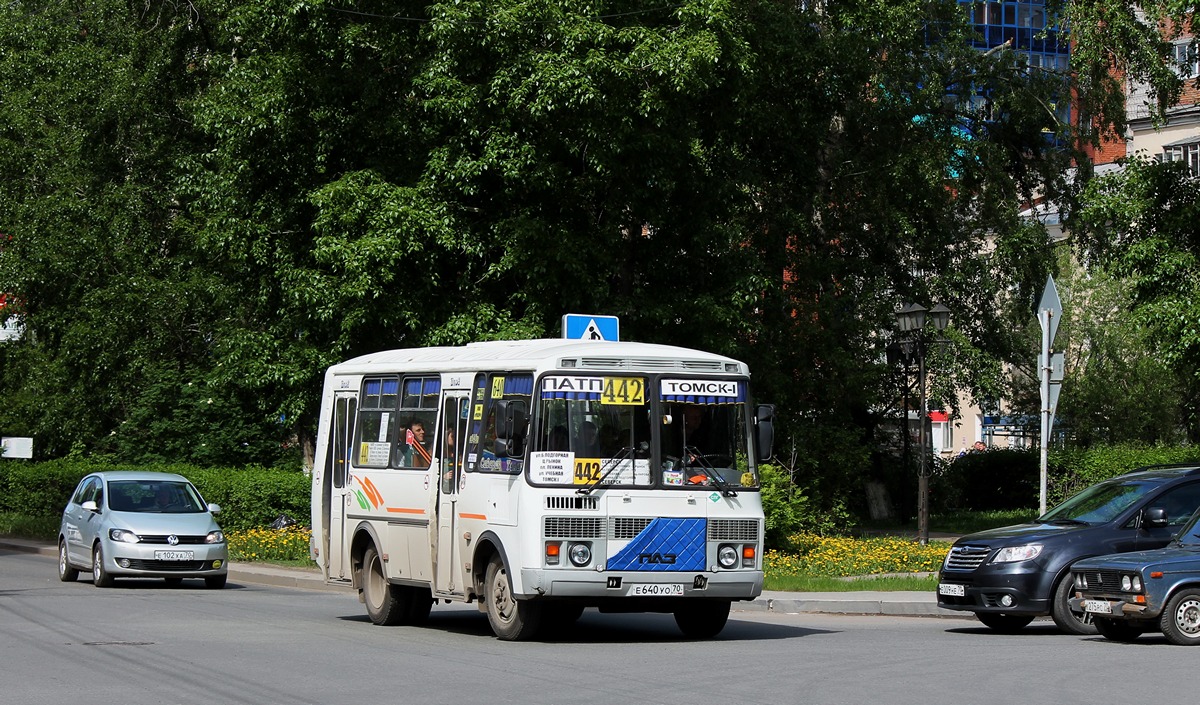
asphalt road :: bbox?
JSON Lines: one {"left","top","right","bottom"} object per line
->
{"left": 5, "top": 546, "right": 1200, "bottom": 705}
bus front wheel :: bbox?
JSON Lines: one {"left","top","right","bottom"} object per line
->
{"left": 484, "top": 556, "right": 543, "bottom": 641}
{"left": 674, "top": 600, "right": 731, "bottom": 639}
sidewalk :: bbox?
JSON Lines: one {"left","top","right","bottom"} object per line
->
{"left": 1, "top": 537, "right": 963, "bottom": 617}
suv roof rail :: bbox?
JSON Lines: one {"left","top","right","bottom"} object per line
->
{"left": 1121, "top": 462, "right": 1200, "bottom": 476}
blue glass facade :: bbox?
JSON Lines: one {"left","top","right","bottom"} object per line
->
{"left": 959, "top": 1, "right": 1070, "bottom": 72}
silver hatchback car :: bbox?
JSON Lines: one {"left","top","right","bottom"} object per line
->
{"left": 58, "top": 471, "right": 229, "bottom": 589}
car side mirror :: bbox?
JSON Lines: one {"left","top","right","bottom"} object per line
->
{"left": 1144, "top": 506, "right": 1168, "bottom": 528}
{"left": 208, "top": 503, "right": 222, "bottom": 515}
{"left": 81, "top": 501, "right": 99, "bottom": 512}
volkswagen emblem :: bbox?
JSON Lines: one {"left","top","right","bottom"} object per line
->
{"left": 168, "top": 534, "right": 179, "bottom": 546}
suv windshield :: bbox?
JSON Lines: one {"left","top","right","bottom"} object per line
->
{"left": 1039, "top": 479, "right": 1160, "bottom": 524}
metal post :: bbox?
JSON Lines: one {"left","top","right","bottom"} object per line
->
{"left": 917, "top": 339, "right": 929, "bottom": 546}
{"left": 1039, "top": 308, "right": 1050, "bottom": 516}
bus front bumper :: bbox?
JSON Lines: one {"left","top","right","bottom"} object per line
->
{"left": 519, "top": 568, "right": 763, "bottom": 600}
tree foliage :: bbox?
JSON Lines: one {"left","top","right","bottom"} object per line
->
{"left": 0, "top": 1, "right": 1189, "bottom": 505}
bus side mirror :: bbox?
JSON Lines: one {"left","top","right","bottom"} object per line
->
{"left": 493, "top": 401, "right": 528, "bottom": 459}
{"left": 755, "top": 404, "right": 775, "bottom": 463}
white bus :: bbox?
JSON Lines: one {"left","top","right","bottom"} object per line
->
{"left": 310, "top": 338, "right": 774, "bottom": 640}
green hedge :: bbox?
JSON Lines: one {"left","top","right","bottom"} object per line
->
{"left": 932, "top": 443, "right": 1200, "bottom": 513}
{"left": 1046, "top": 444, "right": 1200, "bottom": 506}
{"left": 0, "top": 459, "right": 310, "bottom": 533}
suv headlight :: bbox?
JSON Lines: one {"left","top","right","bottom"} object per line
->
{"left": 991, "top": 544, "right": 1043, "bottom": 564}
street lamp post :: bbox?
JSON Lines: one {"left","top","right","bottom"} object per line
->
{"left": 895, "top": 302, "right": 951, "bottom": 546}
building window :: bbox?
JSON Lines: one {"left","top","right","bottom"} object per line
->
{"left": 1171, "top": 40, "right": 1198, "bottom": 78}
{"left": 1163, "top": 141, "right": 1200, "bottom": 176}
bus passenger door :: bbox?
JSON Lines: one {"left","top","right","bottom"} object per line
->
{"left": 435, "top": 393, "right": 470, "bottom": 594}
{"left": 328, "top": 393, "right": 356, "bottom": 580}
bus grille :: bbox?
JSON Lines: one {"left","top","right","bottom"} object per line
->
{"left": 708, "top": 519, "right": 759, "bottom": 541}
{"left": 943, "top": 545, "right": 991, "bottom": 572}
{"left": 544, "top": 517, "right": 605, "bottom": 539}
{"left": 544, "top": 495, "right": 599, "bottom": 510}
{"left": 610, "top": 517, "right": 653, "bottom": 539}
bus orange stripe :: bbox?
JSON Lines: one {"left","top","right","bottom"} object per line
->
{"left": 386, "top": 507, "right": 425, "bottom": 515}
{"left": 458, "top": 513, "right": 487, "bottom": 520}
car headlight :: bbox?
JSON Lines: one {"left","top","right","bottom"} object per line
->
{"left": 205, "top": 530, "right": 225, "bottom": 544}
{"left": 109, "top": 529, "right": 140, "bottom": 543}
{"left": 990, "top": 544, "right": 1043, "bottom": 564}
{"left": 1121, "top": 574, "right": 1143, "bottom": 592}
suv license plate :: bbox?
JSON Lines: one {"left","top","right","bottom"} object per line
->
{"left": 154, "top": 550, "right": 194, "bottom": 561}
{"left": 1083, "top": 599, "right": 1113, "bottom": 615}
{"left": 938, "top": 583, "right": 965, "bottom": 597}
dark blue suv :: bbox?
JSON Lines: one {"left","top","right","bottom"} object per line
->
{"left": 936, "top": 464, "right": 1200, "bottom": 634}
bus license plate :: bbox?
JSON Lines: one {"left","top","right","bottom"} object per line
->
{"left": 938, "top": 583, "right": 965, "bottom": 597}
{"left": 1083, "top": 599, "right": 1113, "bottom": 615}
{"left": 628, "top": 584, "right": 684, "bottom": 597}
{"left": 154, "top": 550, "right": 193, "bottom": 562}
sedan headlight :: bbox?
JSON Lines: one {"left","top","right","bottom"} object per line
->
{"left": 205, "top": 530, "right": 225, "bottom": 544}
{"left": 990, "top": 544, "right": 1043, "bottom": 564}
{"left": 109, "top": 528, "right": 140, "bottom": 543}
{"left": 1121, "top": 574, "right": 1143, "bottom": 592}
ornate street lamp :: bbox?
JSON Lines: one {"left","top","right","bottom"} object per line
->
{"left": 894, "top": 302, "right": 951, "bottom": 546}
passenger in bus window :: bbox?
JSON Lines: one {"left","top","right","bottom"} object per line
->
{"left": 441, "top": 428, "right": 457, "bottom": 492}
{"left": 574, "top": 421, "right": 602, "bottom": 458}
{"left": 547, "top": 425, "right": 569, "bottom": 452}
{"left": 407, "top": 420, "right": 433, "bottom": 468}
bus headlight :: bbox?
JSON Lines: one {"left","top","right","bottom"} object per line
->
{"left": 568, "top": 542, "right": 592, "bottom": 567}
{"left": 718, "top": 545, "right": 739, "bottom": 569}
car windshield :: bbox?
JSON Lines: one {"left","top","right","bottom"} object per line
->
{"left": 107, "top": 480, "right": 207, "bottom": 513}
{"left": 1039, "top": 479, "right": 1159, "bottom": 524}
{"left": 1175, "top": 512, "right": 1200, "bottom": 547}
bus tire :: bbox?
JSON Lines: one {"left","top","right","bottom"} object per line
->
{"left": 406, "top": 587, "right": 434, "bottom": 625}
{"left": 362, "top": 546, "right": 409, "bottom": 626}
{"left": 674, "top": 600, "right": 731, "bottom": 639}
{"left": 485, "top": 556, "right": 543, "bottom": 641}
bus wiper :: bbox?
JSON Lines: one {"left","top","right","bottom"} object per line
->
{"left": 576, "top": 446, "right": 636, "bottom": 495}
{"left": 685, "top": 446, "right": 737, "bottom": 497}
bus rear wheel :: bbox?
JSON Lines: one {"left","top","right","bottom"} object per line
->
{"left": 674, "top": 600, "right": 731, "bottom": 639}
{"left": 362, "top": 546, "right": 415, "bottom": 626}
{"left": 485, "top": 556, "right": 543, "bottom": 641}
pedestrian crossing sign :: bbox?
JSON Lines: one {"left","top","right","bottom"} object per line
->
{"left": 562, "top": 314, "right": 619, "bottom": 342}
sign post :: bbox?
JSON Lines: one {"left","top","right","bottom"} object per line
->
{"left": 1037, "top": 276, "right": 1062, "bottom": 515}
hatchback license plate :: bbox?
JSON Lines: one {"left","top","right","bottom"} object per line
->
{"left": 628, "top": 584, "right": 684, "bottom": 596}
{"left": 154, "top": 550, "right": 193, "bottom": 562}
{"left": 938, "top": 583, "right": 965, "bottom": 597}
{"left": 1083, "top": 599, "right": 1113, "bottom": 615}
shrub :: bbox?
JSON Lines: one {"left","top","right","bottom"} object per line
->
{"left": 934, "top": 448, "right": 1038, "bottom": 511}
{"left": 1047, "top": 443, "right": 1200, "bottom": 506}
{"left": 0, "top": 459, "right": 310, "bottom": 533}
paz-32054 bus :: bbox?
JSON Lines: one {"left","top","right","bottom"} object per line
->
{"left": 310, "top": 338, "right": 773, "bottom": 640}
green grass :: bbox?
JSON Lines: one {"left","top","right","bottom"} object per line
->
{"left": 765, "top": 573, "right": 939, "bottom": 592}
{"left": 0, "top": 513, "right": 59, "bottom": 541}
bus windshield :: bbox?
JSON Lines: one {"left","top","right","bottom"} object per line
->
{"left": 529, "top": 374, "right": 653, "bottom": 487}
{"left": 526, "top": 374, "right": 755, "bottom": 490}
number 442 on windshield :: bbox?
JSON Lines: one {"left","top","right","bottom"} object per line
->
{"left": 601, "top": 377, "right": 644, "bottom": 405}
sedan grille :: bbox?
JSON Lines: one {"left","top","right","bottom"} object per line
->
{"left": 1077, "top": 570, "right": 1124, "bottom": 591}
{"left": 944, "top": 545, "right": 991, "bottom": 572}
